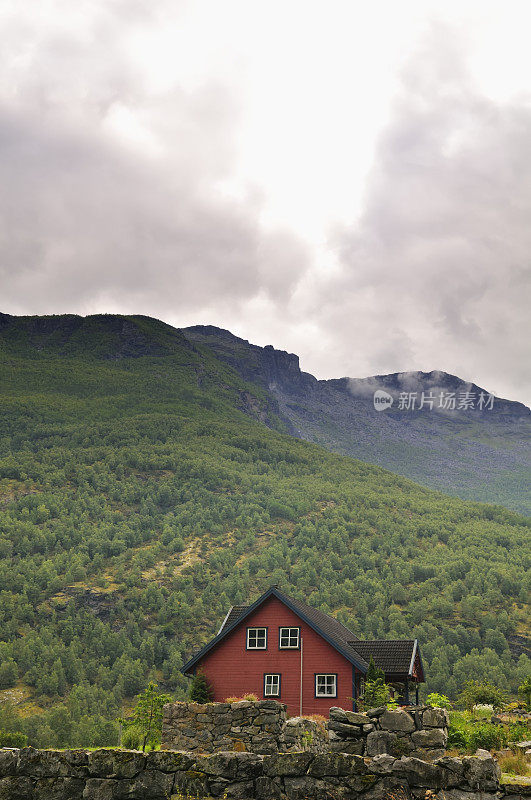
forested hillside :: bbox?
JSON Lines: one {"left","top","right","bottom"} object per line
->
{"left": 185, "top": 326, "right": 531, "bottom": 514}
{"left": 0, "top": 313, "right": 529, "bottom": 748}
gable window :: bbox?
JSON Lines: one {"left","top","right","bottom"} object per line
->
{"left": 315, "top": 673, "right": 337, "bottom": 697}
{"left": 247, "top": 627, "right": 267, "bottom": 649}
{"left": 264, "top": 673, "right": 281, "bottom": 697}
{"left": 279, "top": 627, "right": 300, "bottom": 649}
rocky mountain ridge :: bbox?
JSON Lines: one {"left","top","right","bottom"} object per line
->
{"left": 184, "top": 325, "right": 530, "bottom": 513}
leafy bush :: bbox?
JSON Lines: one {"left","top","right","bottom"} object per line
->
{"left": 517, "top": 677, "right": 531, "bottom": 709}
{"left": 121, "top": 725, "right": 143, "bottom": 750}
{"left": 507, "top": 720, "right": 531, "bottom": 742}
{"left": 427, "top": 692, "right": 452, "bottom": 709}
{"left": 0, "top": 659, "right": 18, "bottom": 689}
{"left": 457, "top": 681, "right": 507, "bottom": 711}
{"left": 469, "top": 723, "right": 506, "bottom": 751}
{"left": 447, "top": 726, "right": 469, "bottom": 750}
{"left": 0, "top": 730, "right": 28, "bottom": 747}
{"left": 448, "top": 710, "right": 508, "bottom": 753}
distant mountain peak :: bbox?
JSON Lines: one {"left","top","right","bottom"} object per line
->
{"left": 183, "top": 323, "right": 530, "bottom": 514}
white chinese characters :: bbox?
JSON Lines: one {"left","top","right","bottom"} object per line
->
{"left": 392, "top": 390, "right": 494, "bottom": 411}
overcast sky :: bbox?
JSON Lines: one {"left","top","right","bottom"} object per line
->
{"left": 1, "top": 1, "right": 530, "bottom": 403}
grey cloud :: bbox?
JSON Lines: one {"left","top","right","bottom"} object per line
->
{"left": 315, "top": 26, "right": 531, "bottom": 402}
{"left": 0, "top": 2, "right": 309, "bottom": 317}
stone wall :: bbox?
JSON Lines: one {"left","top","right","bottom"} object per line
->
{"left": 329, "top": 706, "right": 449, "bottom": 761}
{"left": 282, "top": 716, "right": 329, "bottom": 753}
{"left": 0, "top": 745, "right": 518, "bottom": 800}
{"left": 162, "top": 701, "right": 448, "bottom": 760}
{"left": 162, "top": 700, "right": 328, "bottom": 755}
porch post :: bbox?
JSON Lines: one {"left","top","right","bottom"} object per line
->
{"left": 415, "top": 683, "right": 419, "bottom": 704}
{"left": 299, "top": 636, "right": 303, "bottom": 716}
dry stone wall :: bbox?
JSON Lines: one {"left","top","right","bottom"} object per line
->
{"left": 162, "top": 700, "right": 328, "bottom": 755}
{"left": 162, "top": 701, "right": 448, "bottom": 760}
{"left": 0, "top": 745, "right": 519, "bottom": 800}
{"left": 329, "top": 706, "right": 449, "bottom": 760}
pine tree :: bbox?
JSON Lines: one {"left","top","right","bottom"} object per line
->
{"left": 0, "top": 659, "right": 18, "bottom": 690}
{"left": 367, "top": 656, "right": 385, "bottom": 682}
{"left": 189, "top": 671, "right": 213, "bottom": 703}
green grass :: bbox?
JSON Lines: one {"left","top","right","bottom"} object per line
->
{"left": 448, "top": 709, "right": 531, "bottom": 754}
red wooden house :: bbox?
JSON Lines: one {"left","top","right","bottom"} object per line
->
{"left": 182, "top": 586, "right": 424, "bottom": 716}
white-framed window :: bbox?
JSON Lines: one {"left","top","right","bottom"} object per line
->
{"left": 247, "top": 627, "right": 267, "bottom": 649}
{"left": 264, "top": 673, "right": 281, "bottom": 697}
{"left": 315, "top": 674, "right": 337, "bottom": 697}
{"left": 279, "top": 627, "right": 300, "bottom": 649}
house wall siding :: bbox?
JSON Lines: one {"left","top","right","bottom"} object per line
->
{"left": 194, "top": 595, "right": 358, "bottom": 716}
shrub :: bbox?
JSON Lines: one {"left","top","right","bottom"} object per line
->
{"left": 448, "top": 710, "right": 508, "bottom": 753}
{"left": 517, "top": 677, "right": 531, "bottom": 710}
{"left": 121, "top": 725, "right": 143, "bottom": 750}
{"left": 447, "top": 726, "right": 469, "bottom": 750}
{"left": 426, "top": 692, "right": 452, "bottom": 710}
{"left": 359, "top": 678, "right": 392, "bottom": 710}
{"left": 457, "top": 681, "right": 507, "bottom": 711}
{"left": 0, "top": 660, "right": 18, "bottom": 690}
{"left": 507, "top": 720, "right": 531, "bottom": 742}
{"left": 243, "top": 693, "right": 258, "bottom": 702}
{"left": 469, "top": 722, "right": 506, "bottom": 751}
{"left": 189, "top": 672, "right": 213, "bottom": 704}
{"left": 300, "top": 731, "right": 314, "bottom": 749}
{"left": 0, "top": 730, "right": 28, "bottom": 747}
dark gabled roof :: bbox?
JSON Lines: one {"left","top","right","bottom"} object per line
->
{"left": 219, "top": 594, "right": 361, "bottom": 646}
{"left": 279, "top": 593, "right": 361, "bottom": 646}
{"left": 348, "top": 640, "right": 420, "bottom": 677}
{"left": 218, "top": 605, "right": 249, "bottom": 634}
{"left": 182, "top": 586, "right": 369, "bottom": 675}
{"left": 182, "top": 586, "right": 424, "bottom": 681}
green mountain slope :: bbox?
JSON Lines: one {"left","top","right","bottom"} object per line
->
{"left": 184, "top": 326, "right": 531, "bottom": 515}
{"left": 0, "top": 313, "right": 529, "bottom": 747}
